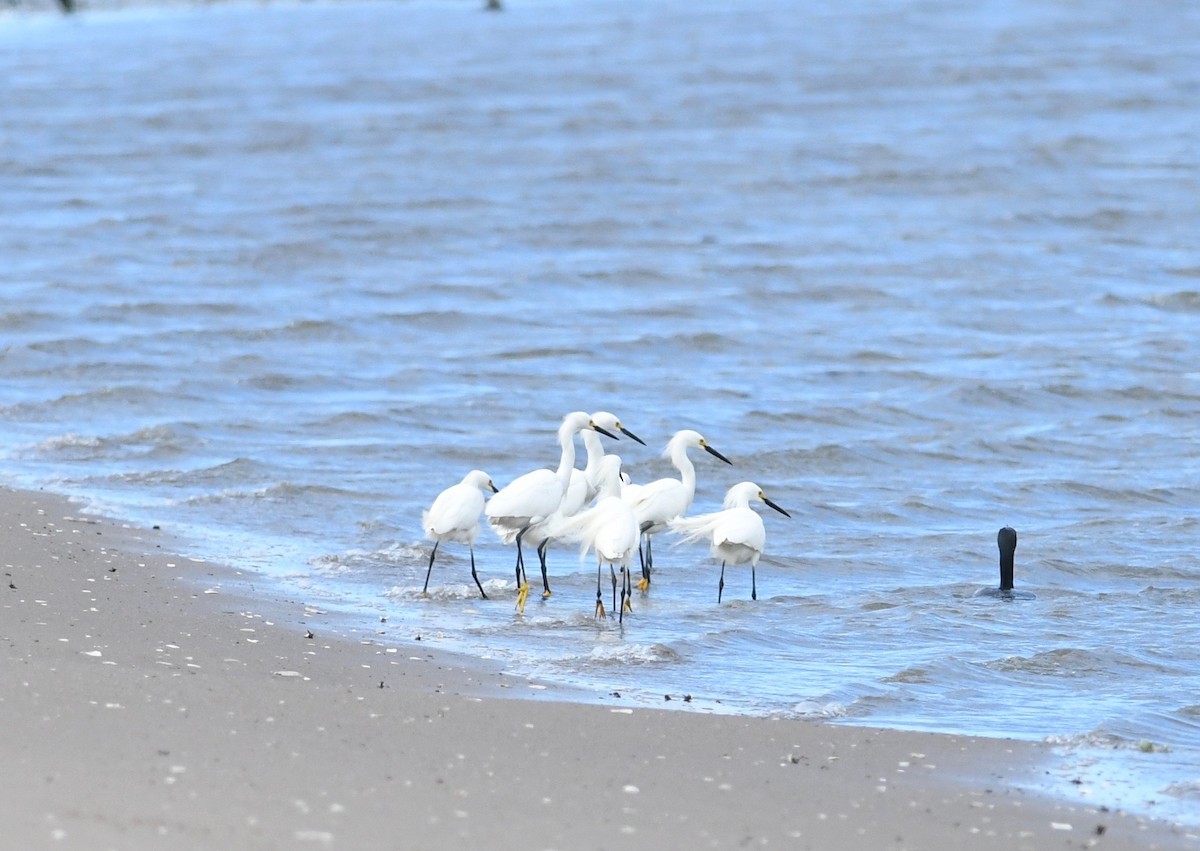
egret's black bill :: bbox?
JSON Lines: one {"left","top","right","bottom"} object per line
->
{"left": 704, "top": 444, "right": 732, "bottom": 465}
{"left": 592, "top": 423, "right": 619, "bottom": 440}
{"left": 764, "top": 497, "right": 790, "bottom": 518}
{"left": 620, "top": 426, "right": 646, "bottom": 445}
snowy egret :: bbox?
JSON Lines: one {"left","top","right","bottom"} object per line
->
{"left": 522, "top": 411, "right": 644, "bottom": 600}
{"left": 547, "top": 455, "right": 640, "bottom": 621}
{"left": 421, "top": 470, "right": 498, "bottom": 598}
{"left": 974, "top": 526, "right": 1035, "bottom": 599}
{"left": 485, "top": 411, "right": 618, "bottom": 612}
{"left": 668, "top": 481, "right": 790, "bottom": 603}
{"left": 622, "top": 429, "right": 732, "bottom": 591}
{"left": 497, "top": 410, "right": 641, "bottom": 608}
{"left": 558, "top": 411, "right": 645, "bottom": 518}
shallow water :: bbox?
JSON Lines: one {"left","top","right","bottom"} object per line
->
{"left": 3, "top": 0, "right": 1200, "bottom": 823}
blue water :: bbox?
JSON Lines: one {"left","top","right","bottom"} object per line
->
{"left": 3, "top": 0, "right": 1200, "bottom": 822}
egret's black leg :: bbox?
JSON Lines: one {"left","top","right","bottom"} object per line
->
{"left": 514, "top": 529, "right": 527, "bottom": 587}
{"left": 514, "top": 527, "right": 531, "bottom": 613}
{"left": 718, "top": 561, "right": 726, "bottom": 603}
{"left": 537, "top": 539, "right": 552, "bottom": 597}
{"left": 636, "top": 535, "right": 654, "bottom": 591}
{"left": 470, "top": 546, "right": 487, "bottom": 599}
{"left": 595, "top": 561, "right": 606, "bottom": 618}
{"left": 422, "top": 541, "right": 439, "bottom": 594}
{"left": 635, "top": 537, "right": 651, "bottom": 592}
{"left": 751, "top": 564, "right": 757, "bottom": 601}
{"left": 610, "top": 564, "right": 618, "bottom": 613}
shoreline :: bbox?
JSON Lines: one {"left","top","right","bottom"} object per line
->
{"left": 2, "top": 485, "right": 1196, "bottom": 849}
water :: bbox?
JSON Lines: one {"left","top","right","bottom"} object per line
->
{"left": 3, "top": 0, "right": 1200, "bottom": 822}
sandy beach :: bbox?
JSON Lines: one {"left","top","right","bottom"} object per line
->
{"left": 1, "top": 486, "right": 1195, "bottom": 850}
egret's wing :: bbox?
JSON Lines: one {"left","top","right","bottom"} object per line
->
{"left": 667, "top": 509, "right": 726, "bottom": 546}
{"left": 485, "top": 468, "right": 558, "bottom": 521}
{"left": 624, "top": 477, "right": 687, "bottom": 523}
{"left": 426, "top": 484, "right": 485, "bottom": 537}
{"left": 593, "top": 505, "right": 640, "bottom": 563}
{"left": 712, "top": 508, "right": 765, "bottom": 552}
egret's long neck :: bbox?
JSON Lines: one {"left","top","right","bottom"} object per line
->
{"left": 594, "top": 468, "right": 621, "bottom": 500}
{"left": 674, "top": 445, "right": 698, "bottom": 505}
{"left": 581, "top": 430, "right": 605, "bottom": 476}
{"left": 554, "top": 426, "right": 579, "bottom": 494}
{"left": 999, "top": 549, "right": 1015, "bottom": 591}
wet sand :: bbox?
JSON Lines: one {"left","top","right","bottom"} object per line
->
{"left": 1, "top": 486, "right": 1195, "bottom": 850}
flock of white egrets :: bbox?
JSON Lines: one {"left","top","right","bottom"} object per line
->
{"left": 421, "top": 411, "right": 790, "bottom": 621}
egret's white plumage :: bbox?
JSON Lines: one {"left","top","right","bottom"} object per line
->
{"left": 547, "top": 455, "right": 640, "bottom": 620}
{"left": 668, "top": 481, "right": 790, "bottom": 603}
{"left": 559, "top": 411, "right": 645, "bottom": 517}
{"left": 525, "top": 412, "right": 643, "bottom": 588}
{"left": 622, "top": 429, "right": 732, "bottom": 590}
{"left": 421, "top": 469, "right": 498, "bottom": 598}
{"left": 485, "top": 411, "right": 617, "bottom": 611}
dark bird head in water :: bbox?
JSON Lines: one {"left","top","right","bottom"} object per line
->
{"left": 997, "top": 526, "right": 1017, "bottom": 591}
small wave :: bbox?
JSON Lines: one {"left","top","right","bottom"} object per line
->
{"left": 1136, "top": 585, "right": 1200, "bottom": 602}
{"left": 400, "top": 197, "right": 490, "bottom": 212}
{"left": 883, "top": 666, "right": 931, "bottom": 684}
{"left": 183, "top": 458, "right": 269, "bottom": 483}
{"left": 26, "top": 337, "right": 103, "bottom": 357}
{"left": 151, "top": 464, "right": 309, "bottom": 501}
{"left": 579, "top": 267, "right": 674, "bottom": 286}
{"left": 1143, "top": 290, "right": 1200, "bottom": 312}
{"left": 22, "top": 384, "right": 169, "bottom": 413}
{"left": 631, "top": 331, "right": 734, "bottom": 353}
{"left": 86, "top": 300, "right": 241, "bottom": 321}
{"left": 242, "top": 373, "right": 308, "bottom": 391}
{"left": 253, "top": 482, "right": 362, "bottom": 502}
{"left": 491, "top": 346, "right": 594, "bottom": 362}
{"left": 1061, "top": 481, "right": 1177, "bottom": 506}
{"left": 307, "top": 411, "right": 398, "bottom": 429}
{"left": 384, "top": 578, "right": 510, "bottom": 602}
{"left": 949, "top": 383, "right": 1025, "bottom": 408}
{"left": 587, "top": 643, "right": 683, "bottom": 666}
{"left": 1044, "top": 731, "right": 1171, "bottom": 753}
{"left": 801, "top": 442, "right": 891, "bottom": 469}
{"left": 317, "top": 543, "right": 427, "bottom": 570}
{"left": 988, "top": 648, "right": 1111, "bottom": 678}
{"left": 1161, "top": 780, "right": 1200, "bottom": 800}
{"left": 988, "top": 647, "right": 1179, "bottom": 679}
{"left": 0, "top": 309, "right": 56, "bottom": 329}
{"left": 383, "top": 310, "right": 491, "bottom": 333}
{"left": 29, "top": 424, "right": 199, "bottom": 462}
{"left": 34, "top": 433, "right": 104, "bottom": 453}
{"left": 791, "top": 700, "right": 849, "bottom": 719}
{"left": 234, "top": 319, "right": 348, "bottom": 343}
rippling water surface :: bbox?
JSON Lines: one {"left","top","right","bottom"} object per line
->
{"left": 3, "top": 0, "right": 1200, "bottom": 821}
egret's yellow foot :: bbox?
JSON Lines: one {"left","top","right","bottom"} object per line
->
{"left": 635, "top": 577, "right": 650, "bottom": 592}
{"left": 542, "top": 589, "right": 552, "bottom": 599}
{"left": 595, "top": 600, "right": 607, "bottom": 620}
{"left": 515, "top": 582, "right": 529, "bottom": 614}
{"left": 622, "top": 597, "right": 633, "bottom": 613}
